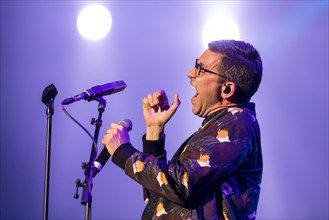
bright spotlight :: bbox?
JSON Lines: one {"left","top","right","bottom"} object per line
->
{"left": 77, "top": 5, "right": 112, "bottom": 41}
{"left": 202, "top": 16, "right": 240, "bottom": 49}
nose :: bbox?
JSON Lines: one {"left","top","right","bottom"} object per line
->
{"left": 187, "top": 68, "right": 195, "bottom": 79}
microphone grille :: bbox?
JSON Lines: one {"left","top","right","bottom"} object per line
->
{"left": 118, "top": 119, "right": 132, "bottom": 132}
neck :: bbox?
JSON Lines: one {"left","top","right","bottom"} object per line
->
{"left": 204, "top": 100, "right": 249, "bottom": 117}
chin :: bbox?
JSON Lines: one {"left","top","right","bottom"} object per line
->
{"left": 192, "top": 109, "right": 201, "bottom": 117}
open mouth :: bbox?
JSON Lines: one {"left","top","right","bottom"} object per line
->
{"left": 191, "top": 85, "right": 199, "bottom": 100}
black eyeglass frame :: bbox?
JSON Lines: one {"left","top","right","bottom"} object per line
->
{"left": 195, "top": 59, "right": 231, "bottom": 81}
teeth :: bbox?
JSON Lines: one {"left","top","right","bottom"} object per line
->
{"left": 191, "top": 85, "right": 198, "bottom": 97}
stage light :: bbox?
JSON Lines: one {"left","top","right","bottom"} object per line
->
{"left": 77, "top": 5, "right": 112, "bottom": 41}
{"left": 202, "top": 16, "right": 240, "bottom": 49}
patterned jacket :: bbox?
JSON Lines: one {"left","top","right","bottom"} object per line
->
{"left": 112, "top": 103, "right": 263, "bottom": 219}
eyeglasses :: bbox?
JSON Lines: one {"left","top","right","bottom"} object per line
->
{"left": 194, "top": 59, "right": 230, "bottom": 80}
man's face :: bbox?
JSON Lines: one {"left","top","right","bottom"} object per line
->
{"left": 187, "top": 49, "right": 223, "bottom": 117}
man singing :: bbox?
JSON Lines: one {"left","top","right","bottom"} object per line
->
{"left": 102, "top": 40, "right": 263, "bottom": 219}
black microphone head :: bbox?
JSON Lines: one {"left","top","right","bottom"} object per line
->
{"left": 42, "top": 83, "right": 58, "bottom": 104}
{"left": 118, "top": 119, "right": 132, "bottom": 132}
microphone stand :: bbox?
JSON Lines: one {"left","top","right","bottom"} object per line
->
{"left": 75, "top": 97, "right": 106, "bottom": 220}
{"left": 41, "top": 84, "right": 58, "bottom": 220}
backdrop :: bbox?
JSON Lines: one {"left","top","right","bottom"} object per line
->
{"left": 1, "top": 1, "right": 328, "bottom": 219}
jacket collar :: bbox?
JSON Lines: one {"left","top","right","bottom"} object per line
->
{"left": 201, "top": 102, "right": 256, "bottom": 127}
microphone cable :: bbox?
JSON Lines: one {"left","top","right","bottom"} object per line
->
{"left": 60, "top": 103, "right": 98, "bottom": 161}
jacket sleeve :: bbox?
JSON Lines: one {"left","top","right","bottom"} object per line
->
{"left": 112, "top": 111, "right": 256, "bottom": 208}
{"left": 141, "top": 134, "right": 167, "bottom": 203}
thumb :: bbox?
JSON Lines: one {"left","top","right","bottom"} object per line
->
{"left": 168, "top": 93, "right": 181, "bottom": 112}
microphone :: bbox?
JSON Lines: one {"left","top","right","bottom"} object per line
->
{"left": 92, "top": 119, "right": 132, "bottom": 178}
{"left": 61, "top": 80, "right": 127, "bottom": 105}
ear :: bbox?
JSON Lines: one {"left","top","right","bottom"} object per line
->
{"left": 221, "top": 82, "right": 236, "bottom": 98}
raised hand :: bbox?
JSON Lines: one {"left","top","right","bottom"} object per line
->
{"left": 142, "top": 90, "right": 180, "bottom": 140}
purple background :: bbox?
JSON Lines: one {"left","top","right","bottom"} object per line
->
{"left": 1, "top": 1, "right": 328, "bottom": 219}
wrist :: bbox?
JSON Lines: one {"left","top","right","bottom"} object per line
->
{"left": 112, "top": 143, "right": 138, "bottom": 170}
{"left": 146, "top": 126, "right": 164, "bottom": 140}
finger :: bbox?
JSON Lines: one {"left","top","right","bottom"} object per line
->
{"left": 152, "top": 92, "right": 159, "bottom": 106}
{"left": 168, "top": 93, "right": 181, "bottom": 112}
{"left": 142, "top": 97, "right": 151, "bottom": 109}
{"left": 156, "top": 90, "right": 168, "bottom": 101}
{"left": 156, "top": 90, "right": 170, "bottom": 110}
{"left": 147, "top": 93, "right": 155, "bottom": 107}
{"left": 105, "top": 128, "right": 112, "bottom": 134}
{"left": 110, "top": 122, "right": 125, "bottom": 132}
{"left": 173, "top": 93, "right": 181, "bottom": 106}
{"left": 102, "top": 133, "right": 111, "bottom": 145}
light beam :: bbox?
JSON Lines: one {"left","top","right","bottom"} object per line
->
{"left": 202, "top": 16, "right": 240, "bottom": 49}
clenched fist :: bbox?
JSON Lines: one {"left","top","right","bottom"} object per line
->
{"left": 102, "top": 123, "right": 130, "bottom": 155}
